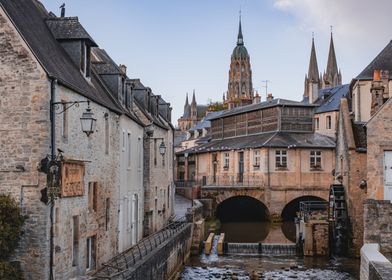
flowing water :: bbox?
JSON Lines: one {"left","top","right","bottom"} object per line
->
{"left": 180, "top": 221, "right": 360, "bottom": 279}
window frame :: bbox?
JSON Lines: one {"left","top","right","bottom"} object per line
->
{"left": 275, "top": 150, "right": 288, "bottom": 169}
{"left": 310, "top": 150, "right": 322, "bottom": 170}
{"left": 253, "top": 149, "right": 260, "bottom": 170}
{"left": 223, "top": 152, "right": 230, "bottom": 170}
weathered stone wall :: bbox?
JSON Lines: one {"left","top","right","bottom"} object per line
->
{"left": 367, "top": 98, "right": 392, "bottom": 200}
{"left": 335, "top": 98, "right": 367, "bottom": 256}
{"left": 53, "top": 85, "right": 121, "bottom": 279}
{"left": 143, "top": 122, "right": 174, "bottom": 236}
{"left": 303, "top": 221, "right": 329, "bottom": 256}
{"left": 0, "top": 6, "right": 51, "bottom": 279}
{"left": 364, "top": 200, "right": 392, "bottom": 254}
{"left": 360, "top": 244, "right": 392, "bottom": 280}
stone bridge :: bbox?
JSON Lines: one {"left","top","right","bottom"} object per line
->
{"left": 200, "top": 185, "right": 329, "bottom": 221}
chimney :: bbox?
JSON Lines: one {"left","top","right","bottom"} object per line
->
{"left": 267, "top": 93, "right": 274, "bottom": 102}
{"left": 119, "top": 64, "right": 127, "bottom": 76}
{"left": 60, "top": 3, "right": 65, "bottom": 17}
{"left": 370, "top": 70, "right": 385, "bottom": 116}
{"left": 253, "top": 92, "right": 261, "bottom": 104}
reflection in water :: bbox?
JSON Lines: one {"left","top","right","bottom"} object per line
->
{"left": 220, "top": 221, "right": 296, "bottom": 243}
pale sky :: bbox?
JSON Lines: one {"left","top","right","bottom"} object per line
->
{"left": 41, "top": 0, "right": 392, "bottom": 122}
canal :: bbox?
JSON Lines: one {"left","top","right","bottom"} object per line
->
{"left": 180, "top": 221, "right": 360, "bottom": 279}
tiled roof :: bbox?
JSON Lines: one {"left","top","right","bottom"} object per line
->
{"left": 356, "top": 40, "right": 392, "bottom": 80}
{"left": 211, "top": 99, "right": 316, "bottom": 120}
{"left": 179, "top": 132, "right": 335, "bottom": 154}
{"left": 46, "top": 17, "right": 97, "bottom": 46}
{"left": 315, "top": 84, "right": 350, "bottom": 113}
{"left": 0, "top": 0, "right": 121, "bottom": 113}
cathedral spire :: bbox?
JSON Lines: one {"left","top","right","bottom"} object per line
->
{"left": 237, "top": 13, "right": 244, "bottom": 46}
{"left": 307, "top": 36, "right": 319, "bottom": 82}
{"left": 184, "top": 92, "right": 189, "bottom": 107}
{"left": 323, "top": 29, "right": 341, "bottom": 88}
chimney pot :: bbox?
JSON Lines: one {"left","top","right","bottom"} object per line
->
{"left": 267, "top": 93, "right": 274, "bottom": 102}
{"left": 373, "top": 70, "right": 380, "bottom": 81}
{"left": 119, "top": 64, "right": 127, "bottom": 75}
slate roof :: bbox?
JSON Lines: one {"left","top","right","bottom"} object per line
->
{"left": 210, "top": 99, "right": 316, "bottom": 120}
{"left": 179, "top": 132, "right": 335, "bottom": 154}
{"left": 352, "top": 122, "right": 367, "bottom": 151}
{"left": 315, "top": 84, "right": 350, "bottom": 113}
{"left": 356, "top": 41, "right": 392, "bottom": 80}
{"left": 92, "top": 48, "right": 122, "bottom": 75}
{"left": 174, "top": 131, "right": 188, "bottom": 147}
{"left": 190, "top": 110, "right": 224, "bottom": 131}
{"left": 0, "top": 0, "right": 121, "bottom": 113}
{"left": 46, "top": 17, "right": 97, "bottom": 46}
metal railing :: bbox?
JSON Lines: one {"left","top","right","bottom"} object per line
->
{"left": 299, "top": 201, "right": 329, "bottom": 222}
{"left": 174, "top": 180, "right": 197, "bottom": 188}
{"left": 93, "top": 217, "right": 190, "bottom": 279}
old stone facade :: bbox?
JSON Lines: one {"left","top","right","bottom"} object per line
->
{"left": 177, "top": 98, "right": 335, "bottom": 219}
{"left": 0, "top": 1, "right": 174, "bottom": 279}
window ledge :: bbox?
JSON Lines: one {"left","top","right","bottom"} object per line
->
{"left": 310, "top": 167, "right": 323, "bottom": 171}
{"left": 275, "top": 166, "right": 288, "bottom": 171}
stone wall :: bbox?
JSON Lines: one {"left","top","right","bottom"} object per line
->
{"left": 360, "top": 244, "right": 392, "bottom": 280}
{"left": 364, "top": 200, "right": 392, "bottom": 254}
{"left": 303, "top": 220, "right": 329, "bottom": 256}
{"left": 0, "top": 6, "right": 51, "bottom": 279}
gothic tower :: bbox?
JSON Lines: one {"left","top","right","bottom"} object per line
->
{"left": 225, "top": 16, "right": 253, "bottom": 109}
{"left": 323, "top": 32, "right": 342, "bottom": 88}
{"left": 190, "top": 90, "right": 198, "bottom": 127}
{"left": 304, "top": 36, "right": 321, "bottom": 103}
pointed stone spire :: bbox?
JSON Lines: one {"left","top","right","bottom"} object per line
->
{"left": 307, "top": 36, "right": 319, "bottom": 82}
{"left": 191, "top": 89, "right": 196, "bottom": 106}
{"left": 184, "top": 92, "right": 189, "bottom": 107}
{"left": 326, "top": 32, "right": 338, "bottom": 79}
{"left": 237, "top": 12, "right": 244, "bottom": 46}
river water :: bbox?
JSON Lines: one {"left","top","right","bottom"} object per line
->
{"left": 180, "top": 221, "right": 360, "bottom": 279}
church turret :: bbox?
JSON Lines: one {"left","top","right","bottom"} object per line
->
{"left": 304, "top": 36, "right": 321, "bottom": 103}
{"left": 225, "top": 14, "right": 253, "bottom": 109}
{"left": 183, "top": 92, "right": 189, "bottom": 115}
{"left": 323, "top": 31, "right": 342, "bottom": 88}
{"left": 190, "top": 90, "right": 197, "bottom": 124}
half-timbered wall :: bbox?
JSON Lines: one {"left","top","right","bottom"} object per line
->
{"left": 210, "top": 106, "right": 313, "bottom": 140}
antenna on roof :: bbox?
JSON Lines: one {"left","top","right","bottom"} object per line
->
{"left": 60, "top": 3, "right": 65, "bottom": 18}
{"left": 261, "top": 80, "right": 270, "bottom": 101}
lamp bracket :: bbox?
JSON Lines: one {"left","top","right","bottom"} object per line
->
{"left": 52, "top": 100, "right": 90, "bottom": 114}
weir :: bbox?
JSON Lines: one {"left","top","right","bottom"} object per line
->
{"left": 226, "top": 243, "right": 297, "bottom": 256}
{"left": 205, "top": 234, "right": 297, "bottom": 256}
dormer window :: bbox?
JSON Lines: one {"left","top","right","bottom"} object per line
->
{"left": 81, "top": 42, "right": 91, "bottom": 78}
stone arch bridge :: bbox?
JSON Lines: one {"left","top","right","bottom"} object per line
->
{"left": 200, "top": 186, "right": 329, "bottom": 220}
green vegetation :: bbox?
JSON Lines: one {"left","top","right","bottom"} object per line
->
{"left": 0, "top": 194, "right": 27, "bottom": 279}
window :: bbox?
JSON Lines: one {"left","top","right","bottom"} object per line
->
{"left": 127, "top": 133, "right": 131, "bottom": 168}
{"left": 253, "top": 150, "right": 260, "bottom": 170}
{"left": 138, "top": 137, "right": 142, "bottom": 171}
{"left": 167, "top": 186, "right": 170, "bottom": 209}
{"left": 81, "top": 43, "right": 91, "bottom": 78}
{"left": 88, "top": 182, "right": 98, "bottom": 212}
{"left": 154, "top": 139, "right": 157, "bottom": 166}
{"left": 315, "top": 117, "right": 319, "bottom": 130}
{"left": 122, "top": 131, "right": 125, "bottom": 151}
{"left": 326, "top": 116, "right": 332, "bottom": 129}
{"left": 61, "top": 100, "right": 68, "bottom": 138}
{"left": 72, "top": 216, "right": 79, "bottom": 267}
{"left": 223, "top": 152, "right": 230, "bottom": 169}
{"left": 275, "top": 150, "right": 287, "bottom": 168}
{"left": 310, "top": 150, "right": 322, "bottom": 169}
{"left": 105, "top": 198, "right": 110, "bottom": 231}
{"left": 105, "top": 114, "right": 109, "bottom": 154}
{"left": 86, "top": 236, "right": 96, "bottom": 271}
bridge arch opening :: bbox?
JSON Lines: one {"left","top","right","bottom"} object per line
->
{"left": 281, "top": 195, "right": 327, "bottom": 221}
{"left": 216, "top": 196, "right": 269, "bottom": 222}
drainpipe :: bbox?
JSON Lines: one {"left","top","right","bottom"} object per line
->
{"left": 49, "top": 77, "right": 57, "bottom": 280}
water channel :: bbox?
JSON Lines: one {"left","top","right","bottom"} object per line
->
{"left": 180, "top": 221, "right": 360, "bottom": 279}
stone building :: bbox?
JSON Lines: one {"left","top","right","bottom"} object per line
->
{"left": 177, "top": 90, "right": 208, "bottom": 131}
{"left": 0, "top": 0, "right": 174, "bottom": 278}
{"left": 176, "top": 97, "right": 336, "bottom": 219}
{"left": 303, "top": 33, "right": 342, "bottom": 105}
{"left": 130, "top": 79, "right": 175, "bottom": 236}
{"left": 224, "top": 17, "right": 254, "bottom": 109}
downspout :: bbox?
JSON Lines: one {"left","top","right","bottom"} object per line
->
{"left": 49, "top": 77, "right": 57, "bottom": 280}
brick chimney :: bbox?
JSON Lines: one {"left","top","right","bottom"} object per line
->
{"left": 267, "top": 93, "right": 274, "bottom": 102}
{"left": 253, "top": 92, "right": 261, "bottom": 104}
{"left": 119, "top": 64, "right": 127, "bottom": 75}
{"left": 370, "top": 70, "right": 386, "bottom": 116}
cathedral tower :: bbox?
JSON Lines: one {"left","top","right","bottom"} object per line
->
{"left": 225, "top": 16, "right": 253, "bottom": 109}
{"left": 304, "top": 36, "right": 321, "bottom": 103}
{"left": 323, "top": 32, "right": 342, "bottom": 88}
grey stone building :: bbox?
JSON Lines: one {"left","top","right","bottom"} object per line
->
{"left": 0, "top": 0, "right": 174, "bottom": 279}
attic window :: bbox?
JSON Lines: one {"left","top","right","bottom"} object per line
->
{"left": 81, "top": 42, "right": 91, "bottom": 78}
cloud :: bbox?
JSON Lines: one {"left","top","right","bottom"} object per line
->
{"left": 273, "top": 0, "right": 392, "bottom": 42}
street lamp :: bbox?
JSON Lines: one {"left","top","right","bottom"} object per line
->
{"left": 159, "top": 141, "right": 167, "bottom": 156}
{"left": 80, "top": 102, "right": 97, "bottom": 137}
